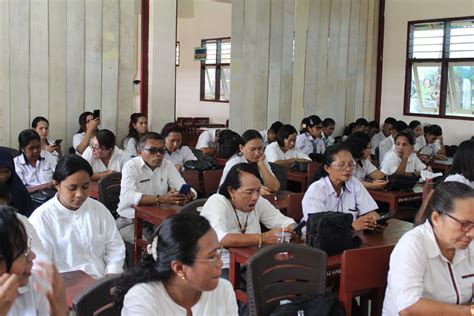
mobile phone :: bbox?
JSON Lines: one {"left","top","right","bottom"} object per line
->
{"left": 376, "top": 213, "right": 391, "bottom": 225}
{"left": 179, "top": 184, "right": 192, "bottom": 195}
{"left": 93, "top": 109, "right": 100, "bottom": 119}
{"left": 292, "top": 220, "right": 306, "bottom": 238}
{"left": 53, "top": 139, "right": 62, "bottom": 146}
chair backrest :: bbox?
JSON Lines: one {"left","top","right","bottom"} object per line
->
{"left": 179, "top": 198, "right": 207, "bottom": 215}
{"left": 247, "top": 243, "right": 327, "bottom": 316}
{"left": 98, "top": 172, "right": 122, "bottom": 218}
{"left": 181, "top": 169, "right": 201, "bottom": 195}
{"left": 269, "top": 162, "right": 287, "bottom": 191}
{"left": 0, "top": 146, "right": 19, "bottom": 158}
{"left": 202, "top": 169, "right": 223, "bottom": 197}
{"left": 287, "top": 192, "right": 304, "bottom": 222}
{"left": 72, "top": 274, "right": 121, "bottom": 316}
{"left": 306, "top": 162, "right": 321, "bottom": 188}
{"left": 338, "top": 245, "right": 394, "bottom": 316}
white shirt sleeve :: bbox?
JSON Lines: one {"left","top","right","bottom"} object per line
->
{"left": 380, "top": 151, "right": 399, "bottom": 175}
{"left": 117, "top": 160, "right": 144, "bottom": 218}
{"left": 101, "top": 204, "right": 126, "bottom": 274}
{"left": 364, "top": 159, "right": 378, "bottom": 176}
{"left": 195, "top": 131, "right": 212, "bottom": 149}
{"left": 82, "top": 147, "right": 93, "bottom": 165}
{"left": 295, "top": 134, "right": 311, "bottom": 155}
{"left": 256, "top": 197, "right": 295, "bottom": 229}
{"left": 294, "top": 148, "right": 311, "bottom": 160}
{"left": 123, "top": 138, "right": 138, "bottom": 157}
{"left": 302, "top": 181, "right": 329, "bottom": 221}
{"left": 353, "top": 179, "right": 378, "bottom": 215}
{"left": 264, "top": 143, "right": 281, "bottom": 163}
{"left": 413, "top": 155, "right": 427, "bottom": 172}
{"left": 219, "top": 156, "right": 240, "bottom": 186}
{"left": 181, "top": 146, "right": 198, "bottom": 162}
{"left": 199, "top": 194, "right": 234, "bottom": 242}
{"left": 73, "top": 133, "right": 85, "bottom": 151}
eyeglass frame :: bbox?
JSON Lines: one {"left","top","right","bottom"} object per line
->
{"left": 14, "top": 235, "right": 32, "bottom": 261}
{"left": 329, "top": 160, "right": 357, "bottom": 170}
{"left": 140, "top": 146, "right": 167, "bottom": 155}
{"left": 192, "top": 247, "right": 223, "bottom": 267}
{"left": 440, "top": 211, "right": 474, "bottom": 232}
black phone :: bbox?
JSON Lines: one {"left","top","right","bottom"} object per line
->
{"left": 376, "top": 213, "right": 391, "bottom": 225}
{"left": 53, "top": 139, "right": 62, "bottom": 146}
{"left": 179, "top": 184, "right": 192, "bottom": 195}
{"left": 93, "top": 109, "right": 100, "bottom": 118}
{"left": 292, "top": 220, "right": 306, "bottom": 238}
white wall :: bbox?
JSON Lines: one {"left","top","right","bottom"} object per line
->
{"left": 176, "top": 0, "right": 231, "bottom": 124}
{"left": 381, "top": 0, "right": 474, "bottom": 145}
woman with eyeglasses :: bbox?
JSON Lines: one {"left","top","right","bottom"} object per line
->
{"left": 200, "top": 163, "right": 295, "bottom": 276}
{"left": 161, "top": 123, "right": 197, "bottom": 170}
{"left": 302, "top": 144, "right": 383, "bottom": 231}
{"left": 115, "top": 213, "right": 238, "bottom": 315}
{"left": 295, "top": 115, "right": 326, "bottom": 158}
{"left": 383, "top": 182, "right": 474, "bottom": 315}
{"left": 122, "top": 113, "right": 148, "bottom": 157}
{"left": 81, "top": 129, "right": 131, "bottom": 181}
{"left": 0, "top": 206, "right": 68, "bottom": 316}
{"left": 73, "top": 111, "right": 101, "bottom": 155}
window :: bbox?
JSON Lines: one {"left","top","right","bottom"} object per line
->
{"left": 404, "top": 17, "right": 474, "bottom": 120}
{"left": 200, "top": 37, "right": 231, "bottom": 102}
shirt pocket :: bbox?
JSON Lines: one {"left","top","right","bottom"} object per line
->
{"left": 459, "top": 273, "right": 474, "bottom": 303}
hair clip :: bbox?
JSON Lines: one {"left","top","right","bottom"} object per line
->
{"left": 146, "top": 236, "right": 158, "bottom": 261}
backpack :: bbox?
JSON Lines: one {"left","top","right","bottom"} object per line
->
{"left": 306, "top": 211, "right": 361, "bottom": 255}
{"left": 270, "top": 294, "right": 344, "bottom": 316}
{"left": 216, "top": 130, "right": 241, "bottom": 159}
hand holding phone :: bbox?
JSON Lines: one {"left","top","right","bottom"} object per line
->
{"left": 179, "top": 184, "right": 192, "bottom": 195}
{"left": 93, "top": 109, "right": 101, "bottom": 119}
{"left": 53, "top": 139, "right": 62, "bottom": 147}
{"left": 376, "top": 213, "right": 391, "bottom": 225}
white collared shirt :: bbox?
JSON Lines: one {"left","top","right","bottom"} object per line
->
{"left": 378, "top": 135, "right": 394, "bottom": 163}
{"left": 72, "top": 132, "right": 89, "bottom": 155}
{"left": 29, "top": 195, "right": 125, "bottom": 279}
{"left": 383, "top": 221, "right": 474, "bottom": 315}
{"left": 264, "top": 142, "right": 311, "bottom": 163}
{"left": 321, "top": 131, "right": 335, "bottom": 148}
{"left": 371, "top": 131, "right": 388, "bottom": 156}
{"left": 7, "top": 277, "right": 49, "bottom": 316}
{"left": 195, "top": 129, "right": 218, "bottom": 149}
{"left": 164, "top": 146, "right": 197, "bottom": 166}
{"left": 295, "top": 133, "right": 325, "bottom": 155}
{"left": 445, "top": 173, "right": 474, "bottom": 189}
{"left": 414, "top": 136, "right": 441, "bottom": 155}
{"left": 14, "top": 150, "right": 57, "bottom": 187}
{"left": 117, "top": 157, "right": 189, "bottom": 219}
{"left": 122, "top": 137, "right": 138, "bottom": 157}
{"left": 302, "top": 176, "right": 378, "bottom": 221}
{"left": 219, "top": 154, "right": 275, "bottom": 186}
{"left": 200, "top": 194, "right": 295, "bottom": 268}
{"left": 82, "top": 146, "right": 131, "bottom": 173}
{"left": 380, "top": 147, "right": 426, "bottom": 175}
{"left": 353, "top": 159, "right": 378, "bottom": 181}
{"left": 16, "top": 213, "right": 49, "bottom": 263}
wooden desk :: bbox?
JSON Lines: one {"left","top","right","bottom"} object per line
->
{"left": 286, "top": 170, "right": 307, "bottom": 192}
{"left": 133, "top": 204, "right": 181, "bottom": 264}
{"left": 89, "top": 181, "right": 99, "bottom": 200}
{"left": 61, "top": 270, "right": 96, "bottom": 308}
{"left": 429, "top": 157, "right": 453, "bottom": 173}
{"left": 228, "top": 219, "right": 413, "bottom": 303}
{"left": 368, "top": 189, "right": 422, "bottom": 211}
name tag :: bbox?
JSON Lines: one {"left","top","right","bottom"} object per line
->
{"left": 139, "top": 178, "right": 151, "bottom": 183}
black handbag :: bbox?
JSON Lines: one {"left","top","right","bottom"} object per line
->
{"left": 306, "top": 211, "right": 361, "bottom": 255}
{"left": 30, "top": 189, "right": 56, "bottom": 205}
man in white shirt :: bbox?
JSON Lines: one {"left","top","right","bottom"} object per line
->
{"left": 378, "top": 120, "right": 408, "bottom": 163}
{"left": 116, "top": 132, "right": 196, "bottom": 243}
{"left": 321, "top": 118, "right": 336, "bottom": 148}
{"left": 195, "top": 129, "right": 222, "bottom": 156}
{"left": 370, "top": 117, "right": 396, "bottom": 156}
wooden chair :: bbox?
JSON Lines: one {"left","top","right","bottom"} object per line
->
{"left": 306, "top": 162, "right": 321, "bottom": 188}
{"left": 181, "top": 169, "right": 201, "bottom": 195}
{"left": 194, "top": 117, "right": 210, "bottom": 125}
{"left": 287, "top": 192, "right": 304, "bottom": 222}
{"left": 338, "top": 245, "right": 395, "bottom": 316}
{"left": 246, "top": 244, "right": 328, "bottom": 316}
{"left": 202, "top": 169, "right": 223, "bottom": 197}
{"left": 269, "top": 162, "right": 287, "bottom": 191}
{"left": 176, "top": 117, "right": 195, "bottom": 134}
{"left": 98, "top": 172, "right": 122, "bottom": 219}
{"left": 0, "top": 146, "right": 19, "bottom": 158}
{"left": 72, "top": 274, "right": 121, "bottom": 316}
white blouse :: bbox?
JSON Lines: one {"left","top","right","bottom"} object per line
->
{"left": 219, "top": 154, "right": 275, "bottom": 186}
{"left": 295, "top": 133, "right": 325, "bottom": 155}
{"left": 164, "top": 146, "right": 197, "bottom": 166}
{"left": 14, "top": 150, "right": 57, "bottom": 187}
{"left": 122, "top": 137, "right": 138, "bottom": 157}
{"left": 264, "top": 142, "right": 311, "bottom": 163}
{"left": 352, "top": 159, "right": 378, "bottom": 181}
{"left": 415, "top": 136, "right": 441, "bottom": 155}
{"left": 6, "top": 277, "right": 49, "bottom": 316}
{"left": 82, "top": 146, "right": 131, "bottom": 173}
{"left": 29, "top": 195, "right": 125, "bottom": 279}
{"left": 380, "top": 147, "right": 426, "bottom": 175}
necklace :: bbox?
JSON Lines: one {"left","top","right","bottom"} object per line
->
{"left": 232, "top": 207, "right": 249, "bottom": 234}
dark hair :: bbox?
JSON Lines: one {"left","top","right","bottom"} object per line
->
{"left": 31, "top": 116, "right": 49, "bottom": 129}
{"left": 344, "top": 132, "right": 371, "bottom": 161}
{"left": 384, "top": 117, "right": 397, "bottom": 126}
{"left": 394, "top": 130, "right": 415, "bottom": 145}
{"left": 312, "top": 144, "right": 352, "bottom": 182}
{"left": 123, "top": 113, "right": 148, "bottom": 144}
{"left": 302, "top": 115, "right": 323, "bottom": 134}
{"left": 241, "top": 129, "right": 263, "bottom": 145}
{"left": 408, "top": 120, "right": 422, "bottom": 130}
{"left": 18, "top": 129, "right": 40, "bottom": 151}
{"left": 276, "top": 124, "right": 297, "bottom": 147}
{"left": 78, "top": 111, "right": 94, "bottom": 133}
{"left": 425, "top": 124, "right": 442, "bottom": 137}
{"left": 161, "top": 123, "right": 183, "bottom": 138}
{"left": 95, "top": 129, "right": 116, "bottom": 150}
{"left": 447, "top": 139, "right": 474, "bottom": 181}
{"left": 218, "top": 163, "right": 263, "bottom": 199}
{"left": 393, "top": 120, "right": 408, "bottom": 133}
{"left": 268, "top": 121, "right": 284, "bottom": 134}
{"left": 355, "top": 118, "right": 369, "bottom": 128}
{"left": 0, "top": 206, "right": 28, "bottom": 272}
{"left": 415, "top": 182, "right": 474, "bottom": 225}
{"left": 343, "top": 122, "right": 355, "bottom": 136}
{"left": 138, "top": 132, "right": 164, "bottom": 149}
{"left": 53, "top": 154, "right": 93, "bottom": 183}
{"left": 114, "top": 213, "right": 212, "bottom": 309}
{"left": 323, "top": 118, "right": 336, "bottom": 127}
{"left": 368, "top": 120, "right": 379, "bottom": 129}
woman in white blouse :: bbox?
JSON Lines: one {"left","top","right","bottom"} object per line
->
{"left": 444, "top": 139, "right": 474, "bottom": 189}
{"left": 73, "top": 111, "right": 100, "bottom": 155}
{"left": 31, "top": 116, "right": 62, "bottom": 159}
{"left": 380, "top": 130, "right": 426, "bottom": 176}
{"left": 220, "top": 129, "right": 280, "bottom": 194}
{"left": 161, "top": 123, "right": 197, "bottom": 170}
{"left": 264, "top": 124, "right": 311, "bottom": 167}
{"left": 383, "top": 182, "right": 474, "bottom": 315}
{"left": 295, "top": 115, "right": 325, "bottom": 158}
{"left": 122, "top": 113, "right": 148, "bottom": 157}
{"left": 29, "top": 154, "right": 125, "bottom": 279}
{"left": 115, "top": 213, "right": 238, "bottom": 316}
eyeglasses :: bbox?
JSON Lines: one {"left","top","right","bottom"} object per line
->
{"left": 330, "top": 161, "right": 357, "bottom": 170}
{"left": 89, "top": 144, "right": 104, "bottom": 151}
{"left": 441, "top": 212, "right": 474, "bottom": 232}
{"left": 141, "top": 146, "right": 167, "bottom": 155}
{"left": 193, "top": 247, "right": 223, "bottom": 267}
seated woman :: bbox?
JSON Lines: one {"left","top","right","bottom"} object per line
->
{"left": 200, "top": 163, "right": 296, "bottom": 274}
{"left": 302, "top": 144, "right": 383, "bottom": 231}
{"left": 295, "top": 115, "right": 325, "bottom": 159}
{"left": 444, "top": 139, "right": 474, "bottom": 188}
{"left": 344, "top": 132, "right": 388, "bottom": 190}
{"left": 161, "top": 123, "right": 197, "bottom": 170}
{"left": 29, "top": 154, "right": 125, "bottom": 279}
{"left": 31, "top": 116, "right": 62, "bottom": 159}
{"left": 408, "top": 120, "right": 423, "bottom": 139}
{"left": 73, "top": 111, "right": 100, "bottom": 155}
{"left": 380, "top": 130, "right": 426, "bottom": 177}
{"left": 383, "top": 182, "right": 474, "bottom": 315}
{"left": 81, "top": 129, "right": 131, "bottom": 181}
{"left": 415, "top": 124, "right": 447, "bottom": 160}
{"left": 0, "top": 206, "right": 68, "bottom": 316}
{"left": 115, "top": 213, "right": 238, "bottom": 315}
{"left": 122, "top": 113, "right": 148, "bottom": 157}
{"left": 14, "top": 129, "right": 57, "bottom": 194}
{"left": 0, "top": 149, "right": 33, "bottom": 216}
{"left": 264, "top": 124, "right": 311, "bottom": 168}
{"left": 220, "top": 129, "right": 280, "bottom": 194}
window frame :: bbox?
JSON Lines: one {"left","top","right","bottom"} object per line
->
{"left": 403, "top": 16, "right": 474, "bottom": 121}
{"left": 200, "top": 37, "right": 231, "bottom": 103}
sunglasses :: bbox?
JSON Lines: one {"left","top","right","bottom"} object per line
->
{"left": 141, "top": 146, "right": 167, "bottom": 155}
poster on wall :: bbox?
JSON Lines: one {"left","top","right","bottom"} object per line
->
{"left": 194, "top": 47, "right": 207, "bottom": 61}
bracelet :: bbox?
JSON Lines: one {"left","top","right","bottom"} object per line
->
{"left": 258, "top": 233, "right": 263, "bottom": 248}
{"left": 156, "top": 195, "right": 160, "bottom": 206}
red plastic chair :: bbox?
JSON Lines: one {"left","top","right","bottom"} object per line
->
{"left": 202, "top": 169, "right": 223, "bottom": 197}
{"left": 287, "top": 192, "right": 304, "bottom": 222}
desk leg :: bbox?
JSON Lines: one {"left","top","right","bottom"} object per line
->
{"left": 134, "top": 217, "right": 143, "bottom": 266}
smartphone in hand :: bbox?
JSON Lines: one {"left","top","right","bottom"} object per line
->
{"left": 53, "top": 139, "right": 62, "bottom": 147}
{"left": 93, "top": 109, "right": 101, "bottom": 119}
{"left": 376, "top": 213, "right": 391, "bottom": 225}
{"left": 179, "top": 184, "right": 192, "bottom": 195}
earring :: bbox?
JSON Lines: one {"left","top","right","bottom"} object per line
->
{"left": 181, "top": 274, "right": 186, "bottom": 280}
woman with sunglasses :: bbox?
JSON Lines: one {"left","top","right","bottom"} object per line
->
{"left": 0, "top": 206, "right": 68, "bottom": 316}
{"left": 115, "top": 213, "right": 238, "bottom": 315}
{"left": 302, "top": 144, "right": 383, "bottom": 231}
{"left": 383, "top": 182, "right": 474, "bottom": 315}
